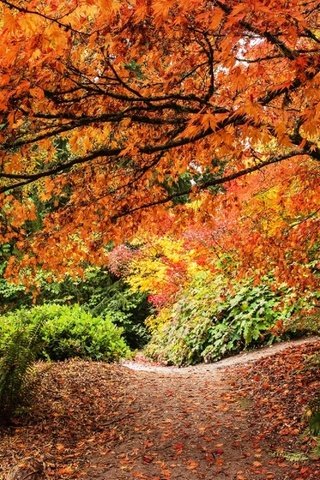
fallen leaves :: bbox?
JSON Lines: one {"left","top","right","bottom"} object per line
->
{"left": 56, "top": 465, "right": 75, "bottom": 476}
{"left": 186, "top": 459, "right": 198, "bottom": 470}
{"left": 0, "top": 342, "right": 319, "bottom": 479}
{"left": 234, "top": 341, "right": 320, "bottom": 480}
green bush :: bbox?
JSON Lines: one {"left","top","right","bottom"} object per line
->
{"left": 36, "top": 268, "right": 151, "bottom": 349}
{"left": 284, "top": 292, "right": 320, "bottom": 336}
{"left": 0, "top": 264, "right": 151, "bottom": 349}
{"left": 0, "top": 260, "right": 31, "bottom": 314}
{"left": 0, "top": 304, "right": 130, "bottom": 362}
{"left": 89, "top": 285, "right": 151, "bottom": 349}
{"left": 0, "top": 320, "right": 44, "bottom": 424}
{"left": 145, "top": 273, "right": 297, "bottom": 366}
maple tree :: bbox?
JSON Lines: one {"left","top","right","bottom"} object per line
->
{"left": 107, "top": 154, "right": 319, "bottom": 363}
{"left": 115, "top": 154, "right": 320, "bottom": 299}
{"left": 0, "top": 0, "right": 319, "bottom": 274}
{"left": 198, "top": 159, "right": 320, "bottom": 288}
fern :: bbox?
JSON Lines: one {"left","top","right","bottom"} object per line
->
{"left": 0, "top": 318, "right": 44, "bottom": 424}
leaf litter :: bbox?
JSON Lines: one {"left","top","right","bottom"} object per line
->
{"left": 0, "top": 339, "right": 319, "bottom": 479}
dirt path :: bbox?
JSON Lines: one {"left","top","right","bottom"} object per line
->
{"left": 123, "top": 337, "right": 318, "bottom": 374}
{"left": 84, "top": 338, "right": 319, "bottom": 480}
{"left": 1, "top": 338, "right": 319, "bottom": 480}
{"left": 86, "top": 368, "right": 277, "bottom": 480}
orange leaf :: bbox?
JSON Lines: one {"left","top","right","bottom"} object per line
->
{"left": 57, "top": 466, "right": 74, "bottom": 476}
{"left": 187, "top": 460, "right": 199, "bottom": 470}
{"left": 30, "top": 86, "right": 45, "bottom": 99}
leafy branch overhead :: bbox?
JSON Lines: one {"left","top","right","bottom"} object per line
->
{"left": 0, "top": 0, "right": 319, "bottom": 274}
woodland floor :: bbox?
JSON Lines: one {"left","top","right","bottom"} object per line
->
{"left": 0, "top": 338, "right": 320, "bottom": 480}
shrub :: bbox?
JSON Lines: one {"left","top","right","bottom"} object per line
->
{"left": 37, "top": 268, "right": 151, "bottom": 349}
{"left": 0, "top": 304, "right": 130, "bottom": 362}
{"left": 284, "top": 293, "right": 320, "bottom": 337}
{"left": 89, "top": 286, "right": 151, "bottom": 349}
{"left": 145, "top": 272, "right": 297, "bottom": 366}
{"left": 0, "top": 265, "right": 151, "bottom": 349}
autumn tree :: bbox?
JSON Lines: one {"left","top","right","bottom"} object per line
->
{"left": 0, "top": 0, "right": 319, "bottom": 274}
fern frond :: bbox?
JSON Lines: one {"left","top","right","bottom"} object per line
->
{"left": 0, "top": 316, "right": 45, "bottom": 424}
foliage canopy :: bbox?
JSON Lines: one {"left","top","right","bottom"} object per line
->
{"left": 0, "top": 0, "right": 319, "bottom": 275}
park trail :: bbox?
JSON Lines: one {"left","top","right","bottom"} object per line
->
{"left": 1, "top": 338, "right": 319, "bottom": 480}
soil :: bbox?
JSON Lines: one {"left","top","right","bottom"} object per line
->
{"left": 0, "top": 337, "right": 319, "bottom": 480}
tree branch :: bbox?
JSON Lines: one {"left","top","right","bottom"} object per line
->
{"left": 112, "top": 150, "right": 307, "bottom": 219}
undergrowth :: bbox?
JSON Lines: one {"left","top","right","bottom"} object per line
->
{"left": 0, "top": 304, "right": 130, "bottom": 362}
{"left": 145, "top": 273, "right": 314, "bottom": 366}
{"left": 0, "top": 319, "right": 44, "bottom": 424}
